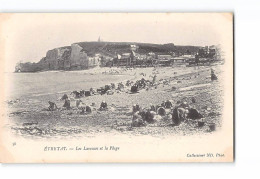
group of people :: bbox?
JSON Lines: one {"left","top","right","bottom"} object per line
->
{"left": 131, "top": 99, "right": 203, "bottom": 127}
{"left": 47, "top": 94, "right": 72, "bottom": 111}
{"left": 102, "top": 68, "right": 134, "bottom": 75}
{"left": 71, "top": 70, "right": 167, "bottom": 99}
{"left": 47, "top": 69, "right": 217, "bottom": 128}
{"left": 47, "top": 93, "right": 108, "bottom": 114}
{"left": 47, "top": 95, "right": 204, "bottom": 128}
{"left": 68, "top": 75, "right": 158, "bottom": 100}
{"left": 70, "top": 82, "right": 126, "bottom": 99}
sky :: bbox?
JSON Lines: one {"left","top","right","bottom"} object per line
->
{"left": 0, "top": 13, "right": 232, "bottom": 72}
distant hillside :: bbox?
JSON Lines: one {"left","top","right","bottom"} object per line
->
{"left": 15, "top": 41, "right": 201, "bottom": 72}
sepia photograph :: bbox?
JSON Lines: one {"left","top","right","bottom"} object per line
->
{"left": 0, "top": 13, "right": 233, "bottom": 163}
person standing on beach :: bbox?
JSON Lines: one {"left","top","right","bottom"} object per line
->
{"left": 63, "top": 99, "right": 71, "bottom": 110}
{"left": 211, "top": 68, "right": 218, "bottom": 81}
{"left": 152, "top": 74, "right": 157, "bottom": 85}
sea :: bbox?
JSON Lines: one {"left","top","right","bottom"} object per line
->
{"left": 4, "top": 70, "right": 131, "bottom": 100}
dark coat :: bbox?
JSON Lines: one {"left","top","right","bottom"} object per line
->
{"left": 187, "top": 108, "right": 203, "bottom": 120}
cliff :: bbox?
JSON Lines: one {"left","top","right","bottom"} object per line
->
{"left": 15, "top": 41, "right": 200, "bottom": 72}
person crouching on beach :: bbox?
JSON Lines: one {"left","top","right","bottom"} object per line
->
{"left": 48, "top": 101, "right": 58, "bottom": 111}
{"left": 99, "top": 101, "right": 108, "bottom": 110}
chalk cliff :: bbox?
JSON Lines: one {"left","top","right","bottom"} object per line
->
{"left": 45, "top": 46, "right": 71, "bottom": 70}
{"left": 15, "top": 44, "right": 100, "bottom": 72}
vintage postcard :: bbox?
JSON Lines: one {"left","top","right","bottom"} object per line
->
{"left": 0, "top": 13, "right": 233, "bottom": 163}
